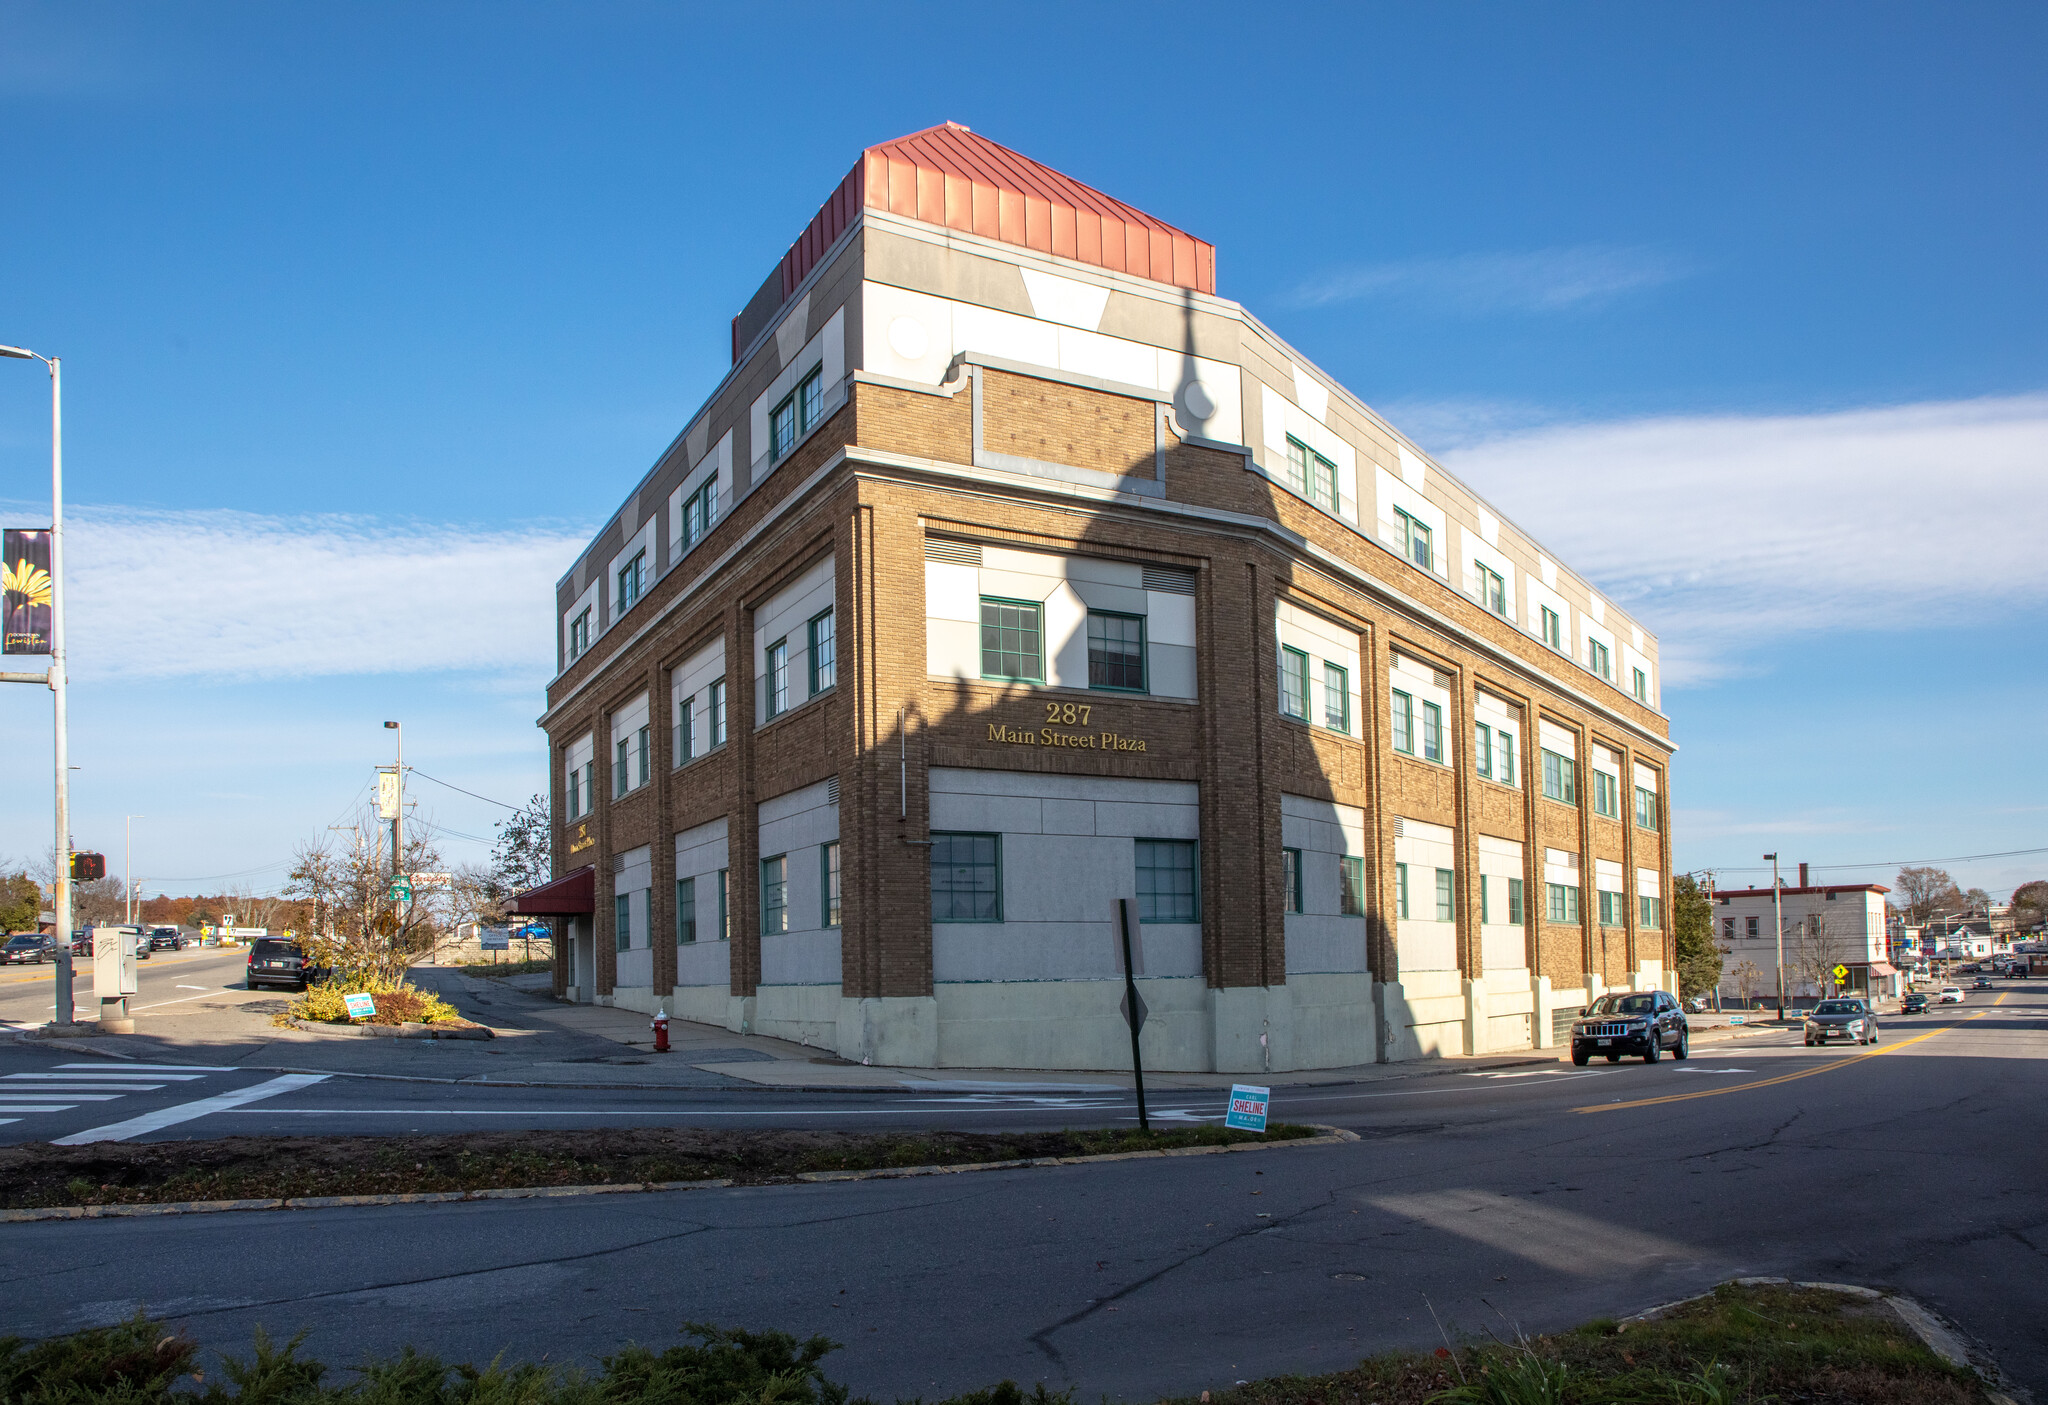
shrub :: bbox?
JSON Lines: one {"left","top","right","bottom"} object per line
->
{"left": 286, "top": 982, "right": 461, "bottom": 1027}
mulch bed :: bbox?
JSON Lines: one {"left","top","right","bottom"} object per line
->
{"left": 0, "top": 1124, "right": 1314, "bottom": 1208}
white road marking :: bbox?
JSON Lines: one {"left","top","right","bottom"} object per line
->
{"left": 176, "top": 985, "right": 208, "bottom": 990}
{"left": 0, "top": 1104, "right": 76, "bottom": 1112}
{"left": 134, "top": 991, "right": 225, "bottom": 1012}
{"left": 2, "top": 1082, "right": 167, "bottom": 1092}
{"left": 57, "top": 1063, "right": 237, "bottom": 1071}
{"left": 9, "top": 1071, "right": 203, "bottom": 1081}
{"left": 0, "top": 1093, "right": 124, "bottom": 1101}
{"left": 55, "top": 1073, "right": 329, "bottom": 1145}
{"left": 1674, "top": 1067, "right": 1752, "bottom": 1074}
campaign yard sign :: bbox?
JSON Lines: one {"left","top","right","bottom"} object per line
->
{"left": 1225, "top": 1084, "right": 1271, "bottom": 1132}
{"left": 343, "top": 993, "right": 378, "bottom": 1020}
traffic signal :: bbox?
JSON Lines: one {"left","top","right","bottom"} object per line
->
{"left": 70, "top": 852, "right": 106, "bottom": 881}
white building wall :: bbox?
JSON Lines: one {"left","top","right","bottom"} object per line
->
{"left": 754, "top": 554, "right": 836, "bottom": 725}
{"left": 1394, "top": 817, "right": 1458, "bottom": 973}
{"left": 1476, "top": 834, "right": 1528, "bottom": 975}
{"left": 1281, "top": 793, "right": 1369, "bottom": 974}
{"left": 613, "top": 844, "right": 653, "bottom": 993}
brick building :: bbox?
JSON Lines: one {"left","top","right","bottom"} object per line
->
{"left": 517, "top": 122, "right": 1676, "bottom": 1071}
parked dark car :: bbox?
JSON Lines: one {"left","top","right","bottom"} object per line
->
{"left": 1900, "top": 992, "right": 1929, "bottom": 1014}
{"left": 147, "top": 926, "right": 186, "bottom": 951}
{"left": 1570, "top": 991, "right": 1690, "bottom": 1065}
{"left": 2, "top": 934, "right": 51, "bottom": 965}
{"left": 245, "top": 936, "right": 320, "bottom": 991}
{"left": 1805, "top": 998, "right": 1879, "bottom": 1046}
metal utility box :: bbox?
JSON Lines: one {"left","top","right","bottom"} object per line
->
{"left": 90, "top": 925, "right": 138, "bottom": 996}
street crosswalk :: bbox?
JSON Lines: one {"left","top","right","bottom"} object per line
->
{"left": 0, "top": 1064, "right": 236, "bottom": 1127}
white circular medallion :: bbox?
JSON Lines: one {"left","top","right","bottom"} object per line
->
{"left": 1179, "top": 379, "right": 1216, "bottom": 422}
{"left": 887, "top": 316, "right": 929, "bottom": 362}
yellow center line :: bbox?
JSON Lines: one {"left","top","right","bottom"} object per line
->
{"left": 1574, "top": 1008, "right": 1995, "bottom": 1114}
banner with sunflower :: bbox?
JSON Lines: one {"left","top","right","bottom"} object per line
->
{"left": 2, "top": 528, "right": 53, "bottom": 655}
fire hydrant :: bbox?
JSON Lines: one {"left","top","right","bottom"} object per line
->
{"left": 651, "top": 1007, "right": 670, "bottom": 1053}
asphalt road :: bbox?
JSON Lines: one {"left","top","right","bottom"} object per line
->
{"left": 5, "top": 984, "right": 2042, "bottom": 1401}
{"left": 0, "top": 941, "right": 245, "bottom": 1030}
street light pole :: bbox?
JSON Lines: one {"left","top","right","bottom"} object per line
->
{"left": 0, "top": 345, "right": 74, "bottom": 1027}
{"left": 1766, "top": 851, "right": 1785, "bottom": 1022}
{"left": 124, "top": 815, "right": 143, "bottom": 925}
{"left": 384, "top": 721, "right": 403, "bottom": 876}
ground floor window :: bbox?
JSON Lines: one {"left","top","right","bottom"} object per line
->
{"left": 614, "top": 892, "right": 632, "bottom": 952}
{"left": 822, "top": 841, "right": 841, "bottom": 927}
{"left": 932, "top": 832, "right": 1001, "bottom": 922}
{"left": 1136, "top": 839, "right": 1198, "bottom": 923}
{"left": 676, "top": 877, "right": 695, "bottom": 944}
{"left": 1283, "top": 848, "right": 1303, "bottom": 914}
{"left": 1339, "top": 855, "right": 1364, "bottom": 915}
{"left": 761, "top": 855, "right": 787, "bottom": 934}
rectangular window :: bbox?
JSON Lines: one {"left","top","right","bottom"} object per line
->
{"left": 676, "top": 698, "right": 694, "bottom": 765}
{"left": 1546, "top": 883, "right": 1580, "bottom": 923}
{"left": 931, "top": 832, "right": 1001, "bottom": 922}
{"left": 1435, "top": 868, "right": 1454, "bottom": 922}
{"left": 1282, "top": 848, "right": 1303, "bottom": 914}
{"left": 1599, "top": 890, "right": 1623, "bottom": 927}
{"left": 1278, "top": 645, "right": 1309, "bottom": 720}
{"left": 1633, "top": 667, "right": 1649, "bottom": 702}
{"left": 683, "top": 479, "right": 718, "bottom": 548}
{"left": 1480, "top": 874, "right": 1490, "bottom": 925}
{"left": 1087, "top": 612, "right": 1146, "bottom": 692}
{"left": 1746, "top": 915, "right": 1759, "bottom": 938}
{"left": 1590, "top": 639, "right": 1612, "bottom": 680}
{"left": 717, "top": 869, "right": 729, "bottom": 940}
{"left": 1285, "top": 436, "right": 1337, "bottom": 512}
{"left": 709, "top": 679, "right": 727, "bottom": 746}
{"left": 808, "top": 609, "right": 836, "bottom": 695}
{"left": 1476, "top": 564, "right": 1506, "bottom": 616}
{"left": 1542, "top": 749, "right": 1576, "bottom": 804}
{"left": 1422, "top": 701, "right": 1443, "bottom": 763}
{"left": 1635, "top": 786, "right": 1658, "bottom": 831}
{"left": 616, "top": 550, "right": 645, "bottom": 616}
{"left": 1395, "top": 861, "right": 1410, "bottom": 920}
{"left": 568, "top": 609, "right": 590, "bottom": 662}
{"left": 766, "top": 638, "right": 790, "bottom": 717}
{"left": 676, "top": 877, "right": 696, "bottom": 945}
{"left": 615, "top": 738, "right": 630, "bottom": 798}
{"left": 1323, "top": 662, "right": 1349, "bottom": 732}
{"left": 1722, "top": 917, "right": 1735, "bottom": 939}
{"left": 1508, "top": 877, "right": 1525, "bottom": 926}
{"left": 798, "top": 367, "right": 823, "bottom": 434}
{"left": 822, "top": 842, "right": 842, "bottom": 928}
{"left": 1593, "top": 770, "right": 1619, "bottom": 818}
{"left": 1339, "top": 856, "right": 1364, "bottom": 916}
{"left": 615, "top": 892, "right": 632, "bottom": 953}
{"left": 636, "top": 726, "right": 651, "bottom": 787}
{"left": 1136, "top": 840, "right": 1199, "bottom": 924}
{"left": 1540, "top": 606, "right": 1562, "bottom": 650}
{"left": 980, "top": 598, "right": 1044, "bottom": 682}
{"left": 1395, "top": 508, "right": 1433, "bottom": 571}
{"left": 770, "top": 396, "right": 797, "bottom": 461}
{"left": 1640, "top": 894, "right": 1663, "bottom": 929}
{"left": 1391, "top": 689, "right": 1414, "bottom": 754}
{"left": 1499, "top": 730, "right": 1517, "bottom": 786}
{"left": 566, "top": 761, "right": 582, "bottom": 820}
{"left": 1475, "top": 721, "right": 1493, "bottom": 780}
{"left": 760, "top": 855, "right": 787, "bottom": 935}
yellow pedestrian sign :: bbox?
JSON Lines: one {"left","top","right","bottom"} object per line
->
{"left": 1833, "top": 964, "right": 1850, "bottom": 984}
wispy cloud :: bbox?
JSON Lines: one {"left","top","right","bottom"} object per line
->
{"left": 1437, "top": 393, "right": 2048, "bottom": 684}
{"left": 37, "top": 507, "right": 588, "bottom": 682}
{"left": 1287, "top": 244, "right": 1691, "bottom": 314}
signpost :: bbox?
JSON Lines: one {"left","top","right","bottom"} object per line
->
{"left": 1225, "top": 1085, "right": 1270, "bottom": 1132}
{"left": 1114, "top": 897, "right": 1149, "bottom": 1131}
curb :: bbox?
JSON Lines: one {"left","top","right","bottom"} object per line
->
{"left": 1621, "top": 1276, "right": 2024, "bottom": 1405}
{"left": 279, "top": 1019, "right": 495, "bottom": 1041}
{"left": 0, "top": 1126, "right": 1357, "bottom": 1224}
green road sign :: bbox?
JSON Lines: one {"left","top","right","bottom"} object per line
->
{"left": 387, "top": 878, "right": 414, "bottom": 903}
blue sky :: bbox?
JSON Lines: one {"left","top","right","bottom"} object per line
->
{"left": 2, "top": 3, "right": 2044, "bottom": 900}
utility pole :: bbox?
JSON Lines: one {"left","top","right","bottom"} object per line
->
{"left": 0, "top": 345, "right": 74, "bottom": 1027}
{"left": 1766, "top": 852, "right": 1785, "bottom": 1022}
{"left": 124, "top": 815, "right": 143, "bottom": 925}
{"left": 384, "top": 721, "right": 403, "bottom": 876}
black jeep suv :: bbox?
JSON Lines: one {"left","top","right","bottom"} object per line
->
{"left": 1570, "top": 991, "right": 1690, "bottom": 1065}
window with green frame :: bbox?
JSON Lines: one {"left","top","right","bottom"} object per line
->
{"left": 1540, "top": 606, "right": 1562, "bottom": 650}
{"left": 1593, "top": 769, "right": 1619, "bottom": 818}
{"left": 1546, "top": 882, "right": 1580, "bottom": 923}
{"left": 808, "top": 609, "right": 836, "bottom": 695}
{"left": 1285, "top": 436, "right": 1338, "bottom": 513}
{"left": 1499, "top": 730, "right": 1518, "bottom": 786}
{"left": 1136, "top": 840, "right": 1198, "bottom": 923}
{"left": 1282, "top": 848, "right": 1302, "bottom": 914}
{"left": 1395, "top": 861, "right": 1410, "bottom": 920}
{"left": 1635, "top": 785, "right": 1659, "bottom": 831}
{"left": 1590, "top": 638, "right": 1612, "bottom": 680}
{"left": 1508, "top": 876, "right": 1525, "bottom": 926}
{"left": 760, "top": 855, "right": 787, "bottom": 935}
{"left": 771, "top": 367, "right": 824, "bottom": 461}
{"left": 931, "top": 832, "right": 1001, "bottom": 922}
{"left": 1279, "top": 645, "right": 1309, "bottom": 720}
{"left": 766, "top": 638, "right": 790, "bottom": 718}
{"left": 1598, "top": 889, "right": 1624, "bottom": 927}
{"left": 1476, "top": 563, "right": 1506, "bottom": 616}
{"left": 1391, "top": 689, "right": 1414, "bottom": 754}
{"left": 675, "top": 876, "right": 695, "bottom": 944}
{"left": 1480, "top": 873, "right": 1490, "bottom": 924}
{"left": 1395, "top": 508, "right": 1433, "bottom": 570}
{"left": 716, "top": 868, "right": 728, "bottom": 940}
{"left": 1087, "top": 611, "right": 1145, "bottom": 691}
{"left": 1422, "top": 701, "right": 1444, "bottom": 763}
{"left": 1633, "top": 667, "right": 1649, "bottom": 702}
{"left": 979, "top": 598, "right": 1043, "bottom": 682}
{"left": 1339, "top": 855, "right": 1364, "bottom": 916}
{"left": 1322, "top": 662, "right": 1349, "bottom": 732}
{"left": 614, "top": 892, "right": 632, "bottom": 953}
{"left": 1434, "top": 868, "right": 1455, "bottom": 922}
{"left": 1542, "top": 749, "right": 1577, "bottom": 804}
{"left": 821, "top": 842, "right": 841, "bottom": 928}
{"left": 1640, "top": 894, "right": 1663, "bottom": 929}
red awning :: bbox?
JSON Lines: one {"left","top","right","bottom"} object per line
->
{"left": 1867, "top": 962, "right": 1898, "bottom": 977}
{"left": 508, "top": 866, "right": 595, "bottom": 916}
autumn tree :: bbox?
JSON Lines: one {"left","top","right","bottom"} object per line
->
{"left": 1794, "top": 911, "right": 1856, "bottom": 997}
{"left": 1671, "top": 873, "right": 1722, "bottom": 999}
{"left": 281, "top": 813, "right": 452, "bottom": 988}
{"left": 2012, "top": 880, "right": 2048, "bottom": 929}
{"left": 1893, "top": 866, "right": 1963, "bottom": 924}
{"left": 0, "top": 866, "right": 40, "bottom": 933}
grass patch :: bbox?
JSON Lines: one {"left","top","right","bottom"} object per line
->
{"left": 0, "top": 1124, "right": 1320, "bottom": 1208}
{"left": 0, "top": 1284, "right": 1998, "bottom": 1404}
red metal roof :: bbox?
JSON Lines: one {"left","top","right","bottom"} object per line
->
{"left": 779, "top": 122, "right": 1215, "bottom": 302}
{"left": 508, "top": 865, "right": 595, "bottom": 916}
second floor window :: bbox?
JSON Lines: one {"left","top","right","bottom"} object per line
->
{"left": 1279, "top": 646, "right": 1309, "bottom": 720}
{"left": 1391, "top": 688, "right": 1414, "bottom": 754}
{"left": 1476, "top": 564, "right": 1506, "bottom": 616}
{"left": 1594, "top": 770, "right": 1619, "bottom": 818}
{"left": 1636, "top": 785, "right": 1659, "bottom": 831}
{"left": 616, "top": 551, "right": 645, "bottom": 615}
{"left": 1542, "top": 749, "right": 1577, "bottom": 804}
{"left": 675, "top": 697, "right": 693, "bottom": 764}
{"left": 568, "top": 609, "right": 590, "bottom": 662}
{"left": 1395, "top": 508, "right": 1433, "bottom": 571}
{"left": 808, "top": 609, "right": 836, "bottom": 695}
{"left": 1087, "top": 612, "right": 1145, "bottom": 691}
{"left": 766, "top": 639, "right": 790, "bottom": 717}
{"left": 709, "top": 678, "right": 727, "bottom": 746}
{"left": 1421, "top": 700, "right": 1443, "bottom": 763}
{"left": 1323, "top": 662, "right": 1349, "bottom": 732}
{"left": 980, "top": 598, "right": 1043, "bottom": 682}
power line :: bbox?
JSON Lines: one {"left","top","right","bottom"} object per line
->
{"left": 1706, "top": 843, "right": 2048, "bottom": 876}
{"left": 406, "top": 768, "right": 521, "bottom": 812}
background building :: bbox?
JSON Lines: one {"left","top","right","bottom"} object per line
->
{"left": 519, "top": 123, "right": 1675, "bottom": 1070}
{"left": 1714, "top": 870, "right": 1897, "bottom": 1003}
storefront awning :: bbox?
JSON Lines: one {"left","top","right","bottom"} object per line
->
{"left": 507, "top": 866, "right": 595, "bottom": 916}
{"left": 1867, "top": 962, "right": 1897, "bottom": 977}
